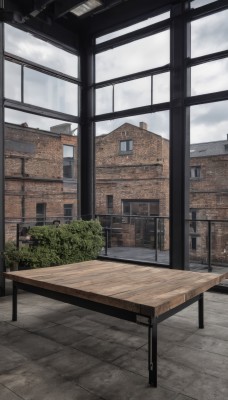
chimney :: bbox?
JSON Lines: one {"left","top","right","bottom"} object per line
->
{"left": 139, "top": 122, "right": 148, "bottom": 131}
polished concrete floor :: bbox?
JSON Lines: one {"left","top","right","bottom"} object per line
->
{"left": 1, "top": 287, "right": 228, "bottom": 400}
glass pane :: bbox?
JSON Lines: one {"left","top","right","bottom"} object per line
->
{"left": 96, "top": 86, "right": 113, "bottom": 115}
{"left": 191, "top": 59, "right": 228, "bottom": 96}
{"left": 153, "top": 72, "right": 170, "bottom": 104}
{"left": 96, "top": 12, "right": 170, "bottom": 44}
{"left": 96, "top": 111, "right": 169, "bottom": 139}
{"left": 191, "top": 9, "right": 228, "bottom": 58}
{"left": 5, "top": 24, "right": 78, "bottom": 78}
{"left": 63, "top": 145, "right": 74, "bottom": 158}
{"left": 96, "top": 30, "right": 170, "bottom": 82}
{"left": 95, "top": 111, "right": 170, "bottom": 265}
{"left": 189, "top": 101, "right": 228, "bottom": 273}
{"left": 190, "top": 100, "right": 228, "bottom": 143}
{"left": 191, "top": 0, "right": 217, "bottom": 8}
{"left": 115, "top": 77, "right": 151, "bottom": 111}
{"left": 24, "top": 68, "right": 78, "bottom": 115}
{"left": 5, "top": 109, "right": 78, "bottom": 133}
{"left": 4, "top": 60, "right": 21, "bottom": 101}
{"left": 5, "top": 110, "right": 78, "bottom": 245}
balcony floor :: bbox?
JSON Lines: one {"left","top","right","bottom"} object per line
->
{"left": 101, "top": 246, "right": 228, "bottom": 276}
{"left": 1, "top": 289, "right": 228, "bottom": 400}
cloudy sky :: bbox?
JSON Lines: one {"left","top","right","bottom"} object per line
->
{"left": 4, "top": 4, "right": 228, "bottom": 144}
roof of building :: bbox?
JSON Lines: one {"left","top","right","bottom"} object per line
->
{"left": 190, "top": 138, "right": 228, "bottom": 158}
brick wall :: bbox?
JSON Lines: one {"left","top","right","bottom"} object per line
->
{"left": 5, "top": 124, "right": 77, "bottom": 241}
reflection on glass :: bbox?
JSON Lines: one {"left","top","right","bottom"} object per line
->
{"left": 5, "top": 24, "right": 78, "bottom": 78}
{"left": 191, "top": 0, "right": 217, "bottom": 8}
{"left": 96, "top": 86, "right": 113, "bottom": 115}
{"left": 96, "top": 111, "right": 169, "bottom": 138}
{"left": 191, "top": 59, "right": 228, "bottom": 96}
{"left": 5, "top": 108, "right": 78, "bottom": 133}
{"left": 153, "top": 72, "right": 170, "bottom": 104}
{"left": 96, "top": 30, "right": 170, "bottom": 82}
{"left": 191, "top": 9, "right": 228, "bottom": 58}
{"left": 96, "top": 12, "right": 170, "bottom": 44}
{"left": 115, "top": 77, "right": 151, "bottom": 111}
{"left": 4, "top": 60, "right": 21, "bottom": 101}
{"left": 190, "top": 100, "right": 228, "bottom": 143}
{"left": 24, "top": 68, "right": 78, "bottom": 115}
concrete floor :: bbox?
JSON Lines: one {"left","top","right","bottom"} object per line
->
{"left": 1, "top": 288, "right": 228, "bottom": 400}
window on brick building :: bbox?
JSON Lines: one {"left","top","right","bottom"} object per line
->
{"left": 190, "top": 209, "right": 197, "bottom": 232}
{"left": 191, "top": 236, "right": 197, "bottom": 251}
{"left": 36, "top": 203, "right": 46, "bottom": 226}
{"left": 107, "top": 195, "right": 113, "bottom": 214}
{"left": 63, "top": 145, "right": 74, "bottom": 179}
{"left": 64, "top": 204, "right": 73, "bottom": 222}
{"left": 190, "top": 166, "right": 201, "bottom": 178}
{"left": 122, "top": 200, "right": 159, "bottom": 216}
{"left": 120, "top": 139, "right": 133, "bottom": 154}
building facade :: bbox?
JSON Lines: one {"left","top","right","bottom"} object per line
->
{"left": 5, "top": 121, "right": 228, "bottom": 264}
{"left": 5, "top": 123, "right": 77, "bottom": 240}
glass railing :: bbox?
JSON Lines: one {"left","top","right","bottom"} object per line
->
{"left": 96, "top": 214, "right": 170, "bottom": 265}
{"left": 5, "top": 215, "right": 228, "bottom": 273}
{"left": 96, "top": 214, "right": 228, "bottom": 273}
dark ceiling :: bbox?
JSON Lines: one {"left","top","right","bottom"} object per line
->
{"left": 2, "top": 0, "right": 177, "bottom": 46}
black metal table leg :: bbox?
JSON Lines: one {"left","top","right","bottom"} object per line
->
{"left": 198, "top": 293, "right": 204, "bottom": 329}
{"left": 148, "top": 319, "right": 157, "bottom": 387}
{"left": 104, "top": 228, "right": 108, "bottom": 256}
{"left": 12, "top": 282, "right": 17, "bottom": 321}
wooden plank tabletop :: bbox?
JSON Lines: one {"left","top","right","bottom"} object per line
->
{"left": 4, "top": 260, "right": 228, "bottom": 317}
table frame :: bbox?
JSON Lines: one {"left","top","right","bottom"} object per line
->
{"left": 12, "top": 281, "right": 204, "bottom": 387}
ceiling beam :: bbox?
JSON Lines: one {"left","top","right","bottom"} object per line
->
{"left": 28, "top": 0, "right": 55, "bottom": 18}
{"left": 55, "top": 0, "right": 86, "bottom": 19}
{"left": 80, "top": 0, "right": 172, "bottom": 36}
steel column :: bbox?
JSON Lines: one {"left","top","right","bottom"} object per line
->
{"left": 79, "top": 34, "right": 95, "bottom": 220}
{"left": 0, "top": 19, "right": 5, "bottom": 296}
{"left": 170, "top": 2, "right": 191, "bottom": 270}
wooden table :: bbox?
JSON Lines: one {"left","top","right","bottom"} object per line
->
{"left": 4, "top": 260, "right": 228, "bottom": 387}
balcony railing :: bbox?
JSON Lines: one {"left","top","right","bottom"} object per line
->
{"left": 4, "top": 215, "right": 228, "bottom": 273}
{"left": 96, "top": 214, "right": 228, "bottom": 272}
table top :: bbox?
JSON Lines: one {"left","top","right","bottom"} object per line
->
{"left": 4, "top": 260, "right": 228, "bottom": 317}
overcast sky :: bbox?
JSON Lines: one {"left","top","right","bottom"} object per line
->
{"left": 4, "top": 5, "right": 228, "bottom": 144}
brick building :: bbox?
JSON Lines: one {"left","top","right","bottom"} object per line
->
{"left": 95, "top": 122, "right": 228, "bottom": 262}
{"left": 5, "top": 121, "right": 228, "bottom": 264}
{"left": 95, "top": 122, "right": 170, "bottom": 249}
{"left": 189, "top": 137, "right": 228, "bottom": 263}
{"left": 5, "top": 123, "right": 77, "bottom": 240}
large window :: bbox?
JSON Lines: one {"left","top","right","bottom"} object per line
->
{"left": 189, "top": 4, "right": 228, "bottom": 269}
{"left": 4, "top": 24, "right": 79, "bottom": 249}
{"left": 5, "top": 24, "right": 78, "bottom": 78}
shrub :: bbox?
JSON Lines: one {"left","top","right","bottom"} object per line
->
{"left": 4, "top": 241, "right": 20, "bottom": 270}
{"left": 18, "top": 219, "right": 104, "bottom": 269}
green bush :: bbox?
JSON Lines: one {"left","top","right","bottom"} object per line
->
{"left": 18, "top": 219, "right": 104, "bottom": 269}
{"left": 4, "top": 241, "right": 20, "bottom": 270}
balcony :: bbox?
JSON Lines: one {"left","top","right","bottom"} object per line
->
{"left": 97, "top": 214, "right": 228, "bottom": 289}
